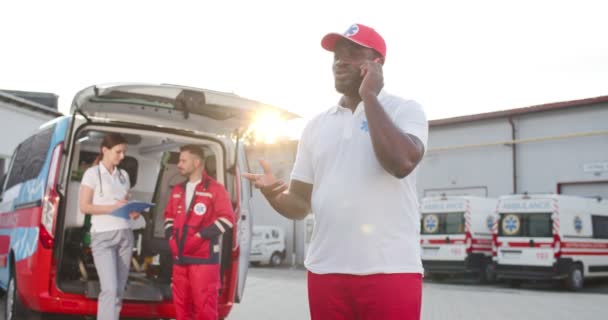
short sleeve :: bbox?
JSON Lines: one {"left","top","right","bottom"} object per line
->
{"left": 80, "top": 166, "right": 97, "bottom": 190}
{"left": 393, "top": 100, "right": 429, "bottom": 150}
{"left": 290, "top": 119, "right": 314, "bottom": 184}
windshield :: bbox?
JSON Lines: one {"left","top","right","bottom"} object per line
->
{"left": 498, "top": 213, "right": 552, "bottom": 237}
{"left": 421, "top": 212, "right": 465, "bottom": 235}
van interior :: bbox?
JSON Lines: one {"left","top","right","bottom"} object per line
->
{"left": 56, "top": 126, "right": 237, "bottom": 301}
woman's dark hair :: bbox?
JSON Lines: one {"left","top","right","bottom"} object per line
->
{"left": 93, "top": 133, "right": 128, "bottom": 165}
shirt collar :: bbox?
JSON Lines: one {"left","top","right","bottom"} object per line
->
{"left": 329, "top": 90, "right": 388, "bottom": 115}
{"left": 187, "top": 179, "right": 202, "bottom": 186}
{"left": 99, "top": 163, "right": 119, "bottom": 177}
{"left": 182, "top": 171, "right": 210, "bottom": 189}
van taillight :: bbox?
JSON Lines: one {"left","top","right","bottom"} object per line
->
{"left": 39, "top": 220, "right": 54, "bottom": 249}
{"left": 492, "top": 234, "right": 498, "bottom": 257}
{"left": 465, "top": 232, "right": 472, "bottom": 254}
{"left": 40, "top": 143, "right": 63, "bottom": 249}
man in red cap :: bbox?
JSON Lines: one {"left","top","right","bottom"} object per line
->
{"left": 244, "top": 23, "right": 427, "bottom": 320}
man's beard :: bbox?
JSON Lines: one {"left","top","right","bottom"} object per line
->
{"left": 335, "top": 76, "right": 362, "bottom": 97}
{"left": 179, "top": 169, "right": 191, "bottom": 177}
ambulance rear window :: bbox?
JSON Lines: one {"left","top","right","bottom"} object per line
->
{"left": 421, "top": 212, "right": 465, "bottom": 234}
{"left": 498, "top": 213, "right": 552, "bottom": 237}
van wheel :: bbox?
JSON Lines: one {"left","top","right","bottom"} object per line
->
{"left": 270, "top": 252, "right": 283, "bottom": 266}
{"left": 5, "top": 270, "right": 33, "bottom": 320}
{"left": 564, "top": 264, "right": 584, "bottom": 291}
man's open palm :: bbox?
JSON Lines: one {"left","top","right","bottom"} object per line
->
{"left": 242, "top": 159, "right": 288, "bottom": 200}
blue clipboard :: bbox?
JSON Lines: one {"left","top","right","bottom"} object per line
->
{"left": 111, "top": 201, "right": 155, "bottom": 220}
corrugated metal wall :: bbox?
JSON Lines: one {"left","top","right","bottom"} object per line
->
{"left": 418, "top": 103, "right": 608, "bottom": 199}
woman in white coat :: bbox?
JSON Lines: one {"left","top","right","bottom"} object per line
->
{"left": 79, "top": 133, "right": 139, "bottom": 320}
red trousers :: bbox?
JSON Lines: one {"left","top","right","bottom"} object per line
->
{"left": 308, "top": 272, "right": 422, "bottom": 320}
{"left": 172, "top": 264, "right": 220, "bottom": 320}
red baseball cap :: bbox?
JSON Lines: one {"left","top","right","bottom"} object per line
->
{"left": 321, "top": 23, "right": 387, "bottom": 58}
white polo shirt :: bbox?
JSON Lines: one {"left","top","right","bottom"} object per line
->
{"left": 81, "top": 164, "right": 132, "bottom": 233}
{"left": 291, "top": 91, "right": 428, "bottom": 275}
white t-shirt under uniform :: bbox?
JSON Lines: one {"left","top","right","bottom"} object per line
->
{"left": 291, "top": 90, "right": 429, "bottom": 275}
{"left": 186, "top": 180, "right": 201, "bottom": 209}
{"left": 81, "top": 164, "right": 132, "bottom": 233}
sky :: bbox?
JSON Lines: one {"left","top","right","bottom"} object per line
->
{"left": 2, "top": 0, "right": 607, "bottom": 138}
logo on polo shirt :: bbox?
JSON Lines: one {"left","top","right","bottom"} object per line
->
{"left": 360, "top": 120, "right": 369, "bottom": 132}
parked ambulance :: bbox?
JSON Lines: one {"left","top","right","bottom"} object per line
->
{"left": 0, "top": 83, "right": 296, "bottom": 319}
{"left": 493, "top": 194, "right": 608, "bottom": 290}
{"left": 420, "top": 196, "right": 497, "bottom": 282}
{"left": 249, "top": 225, "right": 286, "bottom": 266}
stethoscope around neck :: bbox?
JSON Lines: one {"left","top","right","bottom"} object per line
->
{"left": 97, "top": 165, "right": 127, "bottom": 197}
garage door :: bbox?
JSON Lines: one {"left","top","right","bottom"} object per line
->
{"left": 559, "top": 182, "right": 608, "bottom": 199}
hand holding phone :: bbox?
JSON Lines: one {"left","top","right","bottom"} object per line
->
{"left": 359, "top": 58, "right": 384, "bottom": 99}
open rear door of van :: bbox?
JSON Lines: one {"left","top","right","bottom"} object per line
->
{"left": 234, "top": 144, "right": 253, "bottom": 303}
{"left": 70, "top": 83, "right": 297, "bottom": 135}
{"left": 69, "top": 83, "right": 298, "bottom": 306}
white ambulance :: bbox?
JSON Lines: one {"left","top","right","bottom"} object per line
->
{"left": 493, "top": 194, "right": 608, "bottom": 290}
{"left": 249, "top": 225, "right": 286, "bottom": 266}
{"left": 420, "top": 196, "right": 497, "bottom": 282}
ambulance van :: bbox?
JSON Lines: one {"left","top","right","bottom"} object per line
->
{"left": 420, "top": 196, "right": 497, "bottom": 282}
{"left": 0, "top": 83, "right": 296, "bottom": 319}
{"left": 249, "top": 225, "right": 286, "bottom": 267}
{"left": 493, "top": 194, "right": 608, "bottom": 290}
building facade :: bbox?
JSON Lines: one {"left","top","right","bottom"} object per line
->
{"left": 418, "top": 96, "right": 608, "bottom": 199}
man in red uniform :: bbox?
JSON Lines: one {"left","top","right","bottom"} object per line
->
{"left": 164, "top": 145, "right": 235, "bottom": 320}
